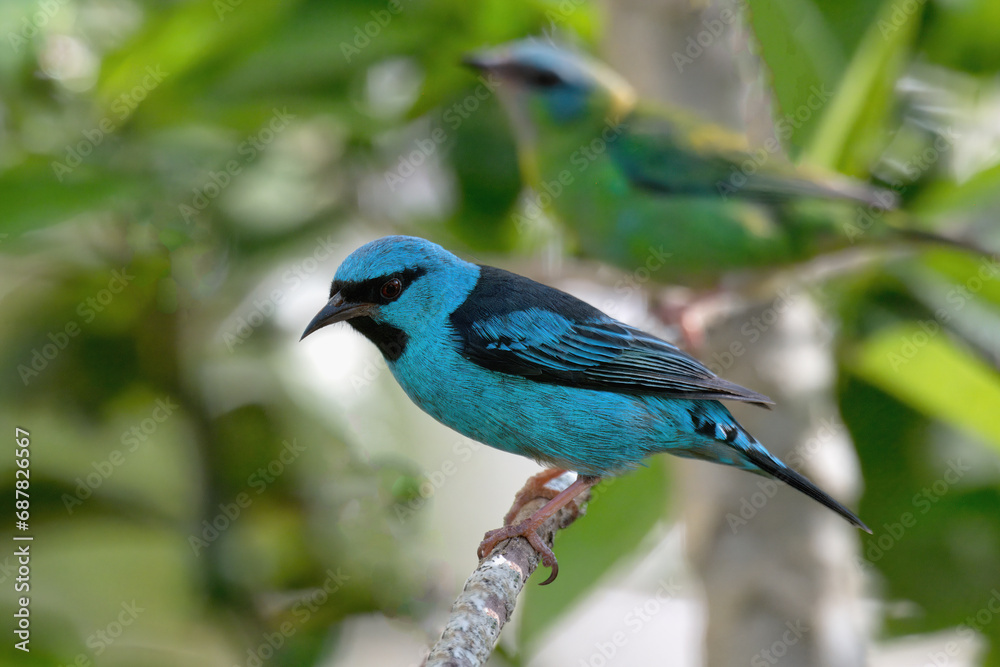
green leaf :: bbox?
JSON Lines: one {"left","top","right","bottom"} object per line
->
{"left": 0, "top": 162, "right": 144, "bottom": 239}
{"left": 803, "top": 0, "right": 919, "bottom": 173}
{"left": 849, "top": 323, "right": 1000, "bottom": 451}
{"left": 516, "top": 458, "right": 670, "bottom": 650}
{"left": 747, "top": 0, "right": 846, "bottom": 153}
{"left": 920, "top": 0, "right": 1000, "bottom": 74}
{"left": 920, "top": 250, "right": 1000, "bottom": 311}
{"left": 842, "top": 377, "right": 1000, "bottom": 659}
{"left": 911, "top": 160, "right": 1000, "bottom": 218}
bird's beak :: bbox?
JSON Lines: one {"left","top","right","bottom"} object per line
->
{"left": 300, "top": 292, "right": 373, "bottom": 341}
{"left": 461, "top": 52, "right": 489, "bottom": 72}
{"left": 461, "top": 50, "right": 505, "bottom": 74}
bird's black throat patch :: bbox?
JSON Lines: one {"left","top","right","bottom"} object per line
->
{"left": 330, "top": 267, "right": 426, "bottom": 362}
{"left": 349, "top": 317, "right": 408, "bottom": 362}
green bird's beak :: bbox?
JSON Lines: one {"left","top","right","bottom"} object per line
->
{"left": 460, "top": 53, "right": 489, "bottom": 71}
{"left": 461, "top": 48, "right": 515, "bottom": 76}
{"left": 461, "top": 52, "right": 498, "bottom": 73}
{"left": 300, "top": 292, "right": 373, "bottom": 340}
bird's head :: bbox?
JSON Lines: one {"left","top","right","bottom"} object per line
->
{"left": 301, "top": 236, "right": 477, "bottom": 358}
{"left": 463, "top": 39, "right": 636, "bottom": 151}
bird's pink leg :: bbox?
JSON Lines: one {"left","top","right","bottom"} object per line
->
{"left": 478, "top": 474, "right": 600, "bottom": 585}
{"left": 657, "top": 288, "right": 728, "bottom": 352}
{"left": 501, "top": 468, "right": 569, "bottom": 526}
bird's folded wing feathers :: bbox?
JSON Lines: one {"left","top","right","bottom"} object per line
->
{"left": 450, "top": 274, "right": 772, "bottom": 407}
{"left": 613, "top": 113, "right": 895, "bottom": 208}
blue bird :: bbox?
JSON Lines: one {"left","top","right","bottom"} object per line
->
{"left": 301, "top": 236, "right": 870, "bottom": 583}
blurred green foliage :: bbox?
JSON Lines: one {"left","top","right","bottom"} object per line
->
{"left": 1, "top": 0, "right": 1000, "bottom": 665}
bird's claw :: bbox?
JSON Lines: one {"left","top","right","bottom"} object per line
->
{"left": 477, "top": 519, "right": 561, "bottom": 585}
{"left": 476, "top": 526, "right": 508, "bottom": 560}
{"left": 478, "top": 471, "right": 597, "bottom": 585}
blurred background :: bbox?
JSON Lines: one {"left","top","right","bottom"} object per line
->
{"left": 2, "top": 0, "right": 1000, "bottom": 665}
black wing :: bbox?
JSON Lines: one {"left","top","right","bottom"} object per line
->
{"left": 612, "top": 112, "right": 897, "bottom": 208}
{"left": 449, "top": 266, "right": 772, "bottom": 407}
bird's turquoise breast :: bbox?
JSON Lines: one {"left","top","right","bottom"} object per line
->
{"left": 387, "top": 331, "right": 687, "bottom": 476}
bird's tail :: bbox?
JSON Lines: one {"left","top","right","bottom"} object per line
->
{"left": 894, "top": 226, "right": 991, "bottom": 257}
{"left": 741, "top": 444, "right": 872, "bottom": 533}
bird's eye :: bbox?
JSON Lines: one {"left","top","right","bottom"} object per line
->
{"left": 527, "top": 69, "right": 563, "bottom": 88}
{"left": 380, "top": 278, "right": 403, "bottom": 300}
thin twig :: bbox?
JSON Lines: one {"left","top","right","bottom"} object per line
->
{"left": 423, "top": 472, "right": 589, "bottom": 667}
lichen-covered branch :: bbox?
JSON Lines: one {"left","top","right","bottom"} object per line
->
{"left": 423, "top": 473, "right": 589, "bottom": 667}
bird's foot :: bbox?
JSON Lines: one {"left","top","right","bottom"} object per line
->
{"left": 477, "top": 473, "right": 600, "bottom": 585}
{"left": 657, "top": 287, "right": 734, "bottom": 352}
{"left": 478, "top": 517, "right": 560, "bottom": 583}
{"left": 657, "top": 290, "right": 709, "bottom": 351}
{"left": 501, "top": 468, "right": 570, "bottom": 526}
{"left": 678, "top": 309, "right": 706, "bottom": 352}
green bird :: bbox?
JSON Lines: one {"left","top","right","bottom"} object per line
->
{"left": 463, "top": 39, "right": 968, "bottom": 289}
